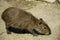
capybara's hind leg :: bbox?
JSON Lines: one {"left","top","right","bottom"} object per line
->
{"left": 6, "top": 27, "right": 11, "bottom": 34}
{"left": 6, "top": 29, "right": 11, "bottom": 34}
{"left": 6, "top": 23, "right": 11, "bottom": 34}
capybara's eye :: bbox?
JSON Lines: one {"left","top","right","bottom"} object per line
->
{"left": 44, "top": 27, "right": 46, "bottom": 29}
{"left": 39, "top": 22, "right": 42, "bottom": 24}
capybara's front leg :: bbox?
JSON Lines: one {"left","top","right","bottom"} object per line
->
{"left": 27, "top": 28, "right": 38, "bottom": 36}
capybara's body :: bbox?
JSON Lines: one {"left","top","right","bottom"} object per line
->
{"left": 2, "top": 7, "right": 51, "bottom": 36}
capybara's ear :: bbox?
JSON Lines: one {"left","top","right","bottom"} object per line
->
{"left": 39, "top": 18, "right": 43, "bottom": 21}
{"left": 39, "top": 18, "right": 43, "bottom": 24}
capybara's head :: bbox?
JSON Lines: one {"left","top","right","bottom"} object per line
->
{"left": 34, "top": 18, "right": 51, "bottom": 35}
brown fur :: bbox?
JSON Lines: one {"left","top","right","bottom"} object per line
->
{"left": 1, "top": 7, "right": 51, "bottom": 36}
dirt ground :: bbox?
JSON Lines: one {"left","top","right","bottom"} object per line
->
{"left": 0, "top": 0, "right": 60, "bottom": 40}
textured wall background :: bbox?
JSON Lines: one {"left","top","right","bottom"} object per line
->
{"left": 0, "top": 0, "right": 60, "bottom": 40}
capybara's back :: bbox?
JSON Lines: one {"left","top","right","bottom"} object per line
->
{"left": 2, "top": 7, "right": 35, "bottom": 28}
{"left": 2, "top": 7, "right": 51, "bottom": 36}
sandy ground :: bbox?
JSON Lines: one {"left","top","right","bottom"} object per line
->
{"left": 0, "top": 0, "right": 60, "bottom": 40}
